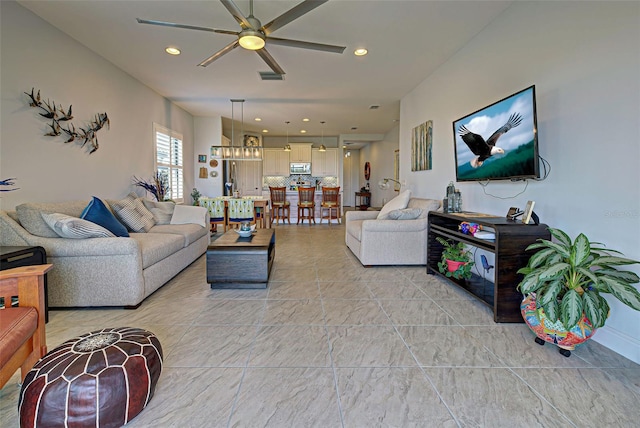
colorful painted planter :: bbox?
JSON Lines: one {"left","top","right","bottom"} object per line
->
{"left": 520, "top": 294, "right": 597, "bottom": 354}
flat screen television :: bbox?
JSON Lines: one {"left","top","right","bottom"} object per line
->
{"left": 452, "top": 85, "right": 539, "bottom": 182}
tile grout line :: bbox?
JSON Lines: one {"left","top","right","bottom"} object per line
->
{"left": 367, "top": 282, "right": 463, "bottom": 427}
{"left": 225, "top": 297, "right": 268, "bottom": 428}
{"left": 319, "top": 279, "right": 347, "bottom": 428}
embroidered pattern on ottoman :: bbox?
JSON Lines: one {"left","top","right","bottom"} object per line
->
{"left": 18, "top": 327, "right": 163, "bottom": 428}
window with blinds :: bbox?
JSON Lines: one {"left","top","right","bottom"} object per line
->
{"left": 153, "top": 123, "right": 184, "bottom": 203}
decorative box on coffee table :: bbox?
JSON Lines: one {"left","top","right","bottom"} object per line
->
{"left": 207, "top": 229, "right": 275, "bottom": 288}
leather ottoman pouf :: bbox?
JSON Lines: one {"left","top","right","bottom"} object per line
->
{"left": 18, "top": 327, "right": 163, "bottom": 428}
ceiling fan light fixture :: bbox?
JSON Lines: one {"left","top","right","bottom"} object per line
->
{"left": 239, "top": 31, "right": 265, "bottom": 50}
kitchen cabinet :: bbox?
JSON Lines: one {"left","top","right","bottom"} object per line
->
{"left": 238, "top": 161, "right": 263, "bottom": 196}
{"left": 263, "top": 149, "right": 290, "bottom": 176}
{"left": 289, "top": 144, "right": 312, "bottom": 163}
{"left": 311, "top": 148, "right": 338, "bottom": 177}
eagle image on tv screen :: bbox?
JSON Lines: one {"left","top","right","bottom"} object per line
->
{"left": 453, "top": 86, "right": 539, "bottom": 181}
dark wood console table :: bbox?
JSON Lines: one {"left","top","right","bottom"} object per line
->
{"left": 0, "top": 246, "right": 49, "bottom": 322}
{"left": 355, "top": 192, "right": 371, "bottom": 210}
{"left": 427, "top": 212, "right": 550, "bottom": 322}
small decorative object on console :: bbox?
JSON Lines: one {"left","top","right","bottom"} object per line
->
{"left": 458, "top": 221, "right": 480, "bottom": 236}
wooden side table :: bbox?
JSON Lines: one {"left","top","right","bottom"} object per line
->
{"left": 355, "top": 192, "right": 371, "bottom": 211}
{"left": 0, "top": 246, "right": 49, "bottom": 322}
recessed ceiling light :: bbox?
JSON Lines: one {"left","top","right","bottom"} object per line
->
{"left": 254, "top": 117, "right": 262, "bottom": 122}
{"left": 165, "top": 46, "right": 181, "bottom": 55}
{"left": 300, "top": 130, "right": 307, "bottom": 134}
{"left": 354, "top": 48, "right": 368, "bottom": 56}
{"left": 302, "top": 118, "right": 310, "bottom": 122}
{"left": 262, "top": 129, "right": 268, "bottom": 133}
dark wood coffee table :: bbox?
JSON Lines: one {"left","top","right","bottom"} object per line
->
{"left": 206, "top": 229, "right": 275, "bottom": 288}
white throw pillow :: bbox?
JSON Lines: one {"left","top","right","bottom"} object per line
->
{"left": 142, "top": 199, "right": 176, "bottom": 225}
{"left": 41, "top": 212, "right": 115, "bottom": 239}
{"left": 377, "top": 190, "right": 412, "bottom": 220}
{"left": 387, "top": 208, "right": 423, "bottom": 220}
{"left": 170, "top": 205, "right": 208, "bottom": 228}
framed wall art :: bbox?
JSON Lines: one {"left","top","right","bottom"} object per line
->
{"left": 411, "top": 120, "right": 433, "bottom": 171}
{"left": 198, "top": 155, "right": 207, "bottom": 163}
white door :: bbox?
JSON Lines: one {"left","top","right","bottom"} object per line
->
{"left": 342, "top": 151, "right": 358, "bottom": 207}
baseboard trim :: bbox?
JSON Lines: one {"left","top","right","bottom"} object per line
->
{"left": 592, "top": 325, "right": 640, "bottom": 364}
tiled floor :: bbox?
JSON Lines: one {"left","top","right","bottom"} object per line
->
{"left": 2, "top": 223, "right": 640, "bottom": 427}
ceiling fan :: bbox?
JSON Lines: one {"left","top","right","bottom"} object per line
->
{"left": 137, "top": 0, "right": 346, "bottom": 75}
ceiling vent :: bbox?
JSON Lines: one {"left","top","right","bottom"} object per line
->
{"left": 369, "top": 105, "right": 380, "bottom": 110}
{"left": 259, "top": 72, "right": 284, "bottom": 81}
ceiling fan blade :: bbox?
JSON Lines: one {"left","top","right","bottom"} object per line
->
{"left": 261, "top": 0, "right": 329, "bottom": 36}
{"left": 136, "top": 18, "right": 238, "bottom": 35}
{"left": 266, "top": 36, "right": 345, "bottom": 54}
{"left": 255, "top": 48, "right": 285, "bottom": 75}
{"left": 220, "top": 0, "right": 254, "bottom": 29}
{"left": 198, "top": 40, "right": 240, "bottom": 67}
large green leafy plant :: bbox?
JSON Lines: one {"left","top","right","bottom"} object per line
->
{"left": 517, "top": 227, "right": 640, "bottom": 330}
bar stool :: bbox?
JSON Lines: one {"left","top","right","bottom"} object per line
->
{"left": 269, "top": 186, "right": 290, "bottom": 226}
{"left": 297, "top": 187, "right": 316, "bottom": 224}
{"left": 320, "top": 187, "right": 341, "bottom": 225}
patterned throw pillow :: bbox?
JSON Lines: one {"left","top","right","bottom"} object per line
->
{"left": 81, "top": 196, "right": 129, "bottom": 237}
{"left": 41, "top": 213, "right": 116, "bottom": 239}
{"left": 111, "top": 193, "right": 156, "bottom": 232}
{"left": 387, "top": 208, "right": 423, "bottom": 220}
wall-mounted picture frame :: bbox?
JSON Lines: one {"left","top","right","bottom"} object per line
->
{"left": 411, "top": 120, "right": 433, "bottom": 171}
{"left": 198, "top": 155, "right": 207, "bottom": 163}
{"left": 211, "top": 146, "right": 222, "bottom": 158}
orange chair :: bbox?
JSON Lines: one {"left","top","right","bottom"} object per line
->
{"left": 320, "top": 187, "right": 341, "bottom": 225}
{"left": 269, "top": 186, "right": 290, "bottom": 226}
{"left": 297, "top": 187, "right": 316, "bottom": 224}
{"left": 0, "top": 264, "right": 52, "bottom": 389}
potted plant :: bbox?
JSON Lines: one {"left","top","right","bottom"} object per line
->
{"left": 517, "top": 227, "right": 640, "bottom": 356}
{"left": 436, "top": 237, "right": 474, "bottom": 280}
{"left": 132, "top": 171, "right": 170, "bottom": 201}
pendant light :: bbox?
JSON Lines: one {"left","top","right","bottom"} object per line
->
{"left": 210, "top": 99, "right": 263, "bottom": 161}
{"left": 319, "top": 121, "right": 326, "bottom": 151}
{"left": 283, "top": 121, "right": 291, "bottom": 151}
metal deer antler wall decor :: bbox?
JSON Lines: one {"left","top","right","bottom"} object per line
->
{"left": 24, "top": 87, "right": 109, "bottom": 154}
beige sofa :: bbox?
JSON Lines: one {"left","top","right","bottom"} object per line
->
{"left": 345, "top": 197, "right": 442, "bottom": 266}
{"left": 0, "top": 199, "right": 209, "bottom": 308}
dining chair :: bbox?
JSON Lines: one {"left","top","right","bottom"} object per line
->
{"left": 297, "top": 187, "right": 316, "bottom": 224}
{"left": 227, "top": 198, "right": 256, "bottom": 229}
{"left": 199, "top": 197, "right": 227, "bottom": 233}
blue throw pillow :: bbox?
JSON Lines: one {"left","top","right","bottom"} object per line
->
{"left": 81, "top": 196, "right": 129, "bottom": 237}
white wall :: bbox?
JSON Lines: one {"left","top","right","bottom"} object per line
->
{"left": 194, "top": 116, "right": 223, "bottom": 198}
{"left": 368, "top": 125, "right": 400, "bottom": 207}
{"left": 400, "top": 1, "right": 640, "bottom": 362}
{"left": 0, "top": 1, "right": 195, "bottom": 209}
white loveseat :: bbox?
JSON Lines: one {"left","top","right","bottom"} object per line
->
{"left": 345, "top": 196, "right": 442, "bottom": 266}
{"left": 0, "top": 197, "right": 209, "bottom": 308}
